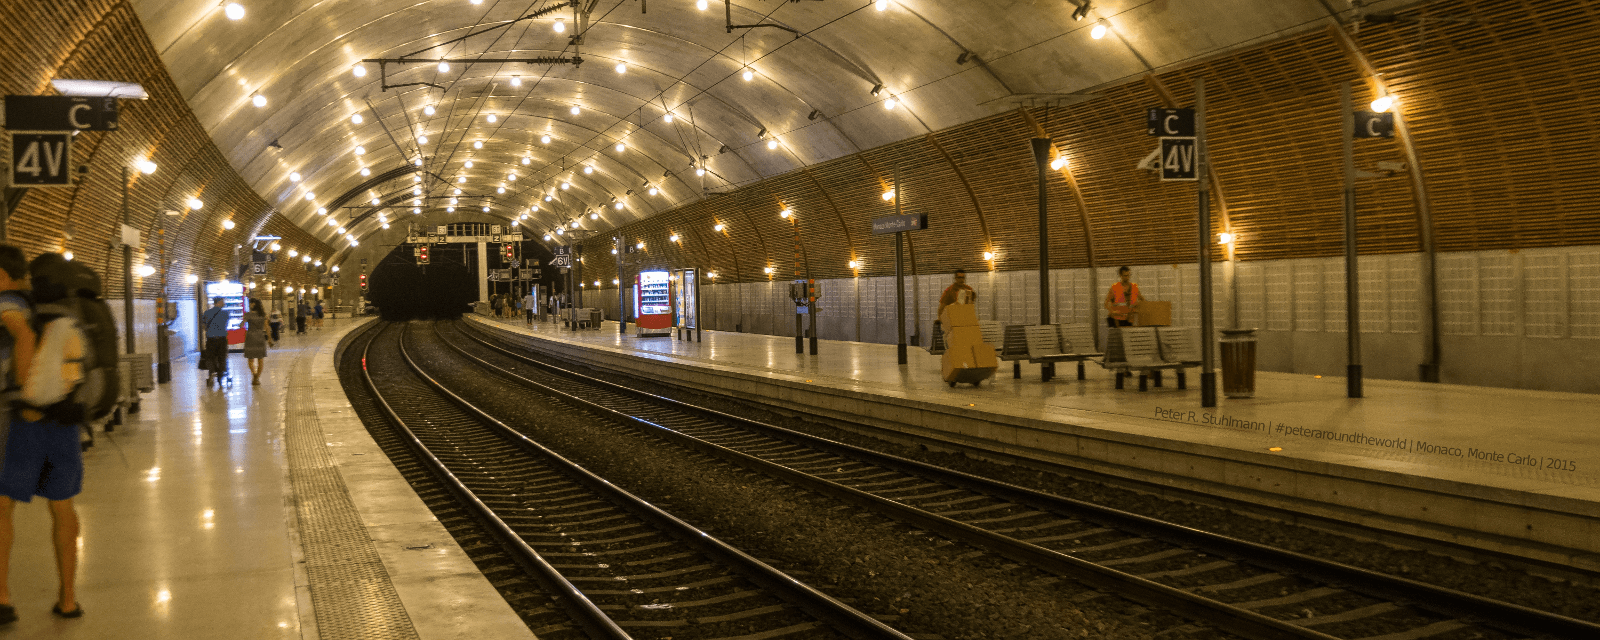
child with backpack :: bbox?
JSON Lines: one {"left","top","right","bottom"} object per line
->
{"left": 0, "top": 253, "right": 120, "bottom": 623}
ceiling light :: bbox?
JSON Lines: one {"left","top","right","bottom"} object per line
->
{"left": 508, "top": 174, "right": 517, "bottom": 181}
{"left": 1091, "top": 22, "right": 1108, "bottom": 39}
{"left": 884, "top": 97, "right": 897, "bottom": 110}
{"left": 371, "top": 198, "right": 381, "bottom": 205}
{"left": 615, "top": 142, "right": 625, "bottom": 152}
{"left": 187, "top": 197, "right": 204, "bottom": 209}
{"left": 1072, "top": 1, "right": 1091, "bottom": 21}
{"left": 413, "top": 187, "right": 422, "bottom": 195}
{"left": 1051, "top": 157, "right": 1068, "bottom": 170}
{"left": 221, "top": 219, "right": 235, "bottom": 230}
{"left": 849, "top": 259, "right": 860, "bottom": 268}
{"left": 289, "top": 171, "right": 301, "bottom": 182}
{"left": 450, "top": 198, "right": 458, "bottom": 204}
{"left": 663, "top": 113, "right": 674, "bottom": 123}
{"left": 553, "top": 18, "right": 565, "bottom": 33}
{"left": 560, "top": 182, "right": 570, "bottom": 190}
{"left": 454, "top": 188, "right": 461, "bottom": 194}
{"left": 695, "top": 167, "right": 706, "bottom": 176}
{"left": 360, "top": 167, "right": 371, "bottom": 176}
{"left": 413, "top": 175, "right": 421, "bottom": 183}
{"left": 544, "top": 195, "right": 553, "bottom": 201}
{"left": 304, "top": 192, "right": 316, "bottom": 200}
{"left": 571, "top": 219, "right": 580, "bottom": 228}
{"left": 288, "top": 249, "right": 299, "bottom": 257}
{"left": 611, "top": 248, "right": 618, "bottom": 254}
{"left": 590, "top": 211, "right": 599, "bottom": 219}
{"left": 647, "top": 186, "right": 658, "bottom": 196}
{"left": 669, "top": 234, "right": 680, "bottom": 242}
{"left": 137, "top": 159, "right": 158, "bottom": 174}
{"left": 414, "top": 158, "right": 423, "bottom": 166}
{"left": 983, "top": 251, "right": 995, "bottom": 260}
{"left": 510, "top": 220, "right": 518, "bottom": 227}
{"left": 497, "top": 187, "right": 506, "bottom": 194}
{"left": 540, "top": 135, "right": 551, "bottom": 144}
{"left": 446, "top": 206, "right": 454, "bottom": 212}
{"left": 354, "top": 145, "right": 365, "bottom": 155}
{"left": 583, "top": 166, "right": 593, "bottom": 175}
{"left": 464, "top": 160, "right": 474, "bottom": 168}
{"left": 438, "top": 60, "right": 450, "bottom": 73}
{"left": 482, "top": 206, "right": 490, "bottom": 212}
{"left": 473, "top": 140, "right": 483, "bottom": 149}
{"left": 615, "top": 62, "right": 627, "bottom": 74}
{"left": 486, "top": 114, "right": 497, "bottom": 123}
{"left": 767, "top": 139, "right": 778, "bottom": 149}
{"left": 413, "top": 207, "right": 421, "bottom": 213}
{"left": 270, "top": 242, "right": 281, "bottom": 251}
{"left": 882, "top": 189, "right": 895, "bottom": 201}
{"left": 382, "top": 223, "right": 390, "bottom": 229}
{"left": 696, "top": 0, "right": 707, "bottom": 9}
{"left": 423, "top": 104, "right": 436, "bottom": 116}
{"left": 336, "top": 227, "right": 346, "bottom": 234}
{"left": 317, "top": 207, "right": 327, "bottom": 214}
{"left": 349, "top": 238, "right": 359, "bottom": 245}
{"left": 417, "top": 134, "right": 428, "bottom": 144}
{"left": 224, "top": 2, "right": 245, "bottom": 20}
{"left": 556, "top": 228, "right": 564, "bottom": 236}
{"left": 186, "top": 274, "right": 199, "bottom": 284}
{"left": 742, "top": 68, "right": 754, "bottom": 82}
{"left": 1371, "top": 95, "right": 1395, "bottom": 113}
{"left": 614, "top": 201, "right": 623, "bottom": 210}
{"left": 779, "top": 208, "right": 792, "bottom": 219}
{"left": 1219, "top": 232, "right": 1235, "bottom": 244}
{"left": 876, "top": 0, "right": 888, "bottom": 10}
{"left": 314, "top": 260, "right": 322, "bottom": 267}
{"left": 713, "top": 223, "right": 725, "bottom": 232}
{"left": 510, "top": 75, "right": 522, "bottom": 87}
{"left": 137, "top": 264, "right": 156, "bottom": 277}
{"left": 636, "top": 241, "right": 645, "bottom": 250}
{"left": 570, "top": 105, "right": 580, "bottom": 115}
{"left": 251, "top": 94, "right": 267, "bottom": 108}
{"left": 532, "top": 205, "right": 540, "bottom": 212}
{"left": 763, "top": 266, "right": 774, "bottom": 274}
{"left": 522, "top": 156, "right": 532, "bottom": 164}
{"left": 326, "top": 218, "right": 337, "bottom": 227}
{"left": 352, "top": 64, "right": 367, "bottom": 77}
{"left": 351, "top": 113, "right": 363, "bottom": 124}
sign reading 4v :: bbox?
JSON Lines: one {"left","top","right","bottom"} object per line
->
{"left": 10, "top": 132, "right": 72, "bottom": 186}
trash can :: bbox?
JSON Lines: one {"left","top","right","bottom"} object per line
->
{"left": 1220, "top": 328, "right": 1258, "bottom": 399}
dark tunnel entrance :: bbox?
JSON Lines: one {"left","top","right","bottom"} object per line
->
{"left": 366, "top": 232, "right": 562, "bottom": 320}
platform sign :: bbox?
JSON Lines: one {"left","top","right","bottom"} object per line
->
{"left": 436, "top": 225, "right": 447, "bottom": 235}
{"left": 551, "top": 255, "right": 572, "bottom": 268}
{"left": 490, "top": 225, "right": 502, "bottom": 235}
{"left": 9, "top": 132, "right": 72, "bottom": 186}
{"left": 5, "top": 96, "right": 118, "bottom": 131}
{"left": 251, "top": 262, "right": 268, "bottom": 275}
{"left": 1147, "top": 108, "right": 1194, "bottom": 137}
{"left": 1159, "top": 137, "right": 1198, "bottom": 181}
{"left": 1353, "top": 111, "right": 1394, "bottom": 138}
{"left": 871, "top": 212, "right": 927, "bottom": 235}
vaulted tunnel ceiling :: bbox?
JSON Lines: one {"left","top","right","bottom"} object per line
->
{"left": 133, "top": 0, "right": 1415, "bottom": 251}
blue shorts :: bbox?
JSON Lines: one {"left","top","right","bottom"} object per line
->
{"left": 0, "top": 418, "right": 82, "bottom": 502}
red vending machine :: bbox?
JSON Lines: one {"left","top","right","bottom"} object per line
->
{"left": 634, "top": 270, "right": 673, "bottom": 337}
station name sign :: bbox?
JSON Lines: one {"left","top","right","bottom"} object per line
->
{"left": 871, "top": 212, "right": 928, "bottom": 235}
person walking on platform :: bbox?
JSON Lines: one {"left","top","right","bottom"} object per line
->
{"left": 268, "top": 306, "right": 282, "bottom": 342}
{"left": 937, "top": 269, "right": 978, "bottom": 319}
{"left": 200, "top": 297, "right": 232, "bottom": 387}
{"left": 0, "top": 246, "right": 36, "bottom": 473}
{"left": 491, "top": 294, "right": 504, "bottom": 319}
{"left": 521, "top": 290, "right": 537, "bottom": 325}
{"left": 295, "top": 299, "right": 310, "bottom": 335}
{"left": 1104, "top": 266, "right": 1142, "bottom": 327}
{"left": 243, "top": 298, "right": 274, "bottom": 386}
{"left": 312, "top": 300, "right": 324, "bottom": 329}
{"left": 0, "top": 254, "right": 95, "bottom": 623}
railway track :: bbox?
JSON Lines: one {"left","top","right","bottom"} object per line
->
{"left": 446, "top": 318, "right": 1600, "bottom": 640}
{"left": 352, "top": 321, "right": 912, "bottom": 640}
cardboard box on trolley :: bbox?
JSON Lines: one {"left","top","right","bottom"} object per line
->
{"left": 938, "top": 302, "right": 996, "bottom": 387}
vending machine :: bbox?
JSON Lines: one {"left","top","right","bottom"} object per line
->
{"left": 634, "top": 270, "right": 673, "bottom": 337}
{"left": 202, "top": 281, "right": 248, "bottom": 350}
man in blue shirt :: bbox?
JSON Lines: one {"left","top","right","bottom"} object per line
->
{"left": 200, "top": 297, "right": 231, "bottom": 387}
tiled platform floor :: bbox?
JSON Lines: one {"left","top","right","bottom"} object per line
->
{"left": 3, "top": 318, "right": 532, "bottom": 639}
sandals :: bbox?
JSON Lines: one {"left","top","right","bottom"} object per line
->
{"left": 52, "top": 602, "right": 83, "bottom": 618}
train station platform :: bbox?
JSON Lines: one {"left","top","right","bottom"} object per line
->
{"left": 4, "top": 318, "right": 533, "bottom": 640}
{"left": 468, "top": 315, "right": 1600, "bottom": 572}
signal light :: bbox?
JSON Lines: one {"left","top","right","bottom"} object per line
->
{"left": 359, "top": 273, "right": 368, "bottom": 291}
{"left": 418, "top": 245, "right": 430, "bottom": 265}
{"left": 503, "top": 244, "right": 514, "bottom": 261}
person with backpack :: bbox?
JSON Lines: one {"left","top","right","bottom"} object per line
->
{"left": 0, "top": 247, "right": 35, "bottom": 466}
{"left": 0, "top": 254, "right": 121, "bottom": 623}
{"left": 200, "top": 296, "right": 231, "bottom": 387}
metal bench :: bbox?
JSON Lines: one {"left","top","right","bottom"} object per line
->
{"left": 1022, "top": 325, "right": 1085, "bottom": 381}
{"left": 1055, "top": 323, "right": 1104, "bottom": 381}
{"left": 1100, "top": 327, "right": 1192, "bottom": 391}
{"left": 999, "top": 325, "right": 1031, "bottom": 378}
{"left": 978, "top": 321, "right": 1004, "bottom": 353}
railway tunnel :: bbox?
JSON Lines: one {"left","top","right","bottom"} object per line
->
{"left": 2, "top": 0, "right": 1599, "bottom": 638}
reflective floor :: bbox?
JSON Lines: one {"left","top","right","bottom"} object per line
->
{"left": 481, "top": 315, "right": 1600, "bottom": 502}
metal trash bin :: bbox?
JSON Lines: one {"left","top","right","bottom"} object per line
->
{"left": 1220, "top": 328, "right": 1258, "bottom": 399}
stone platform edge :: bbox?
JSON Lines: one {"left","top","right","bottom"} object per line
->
{"left": 307, "top": 319, "right": 536, "bottom": 640}
{"left": 467, "top": 317, "right": 1600, "bottom": 570}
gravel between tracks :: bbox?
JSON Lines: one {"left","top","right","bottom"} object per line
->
{"left": 420, "top": 323, "right": 1232, "bottom": 640}
{"left": 462, "top": 320, "right": 1600, "bottom": 630}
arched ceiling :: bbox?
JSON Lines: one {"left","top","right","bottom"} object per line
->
{"left": 132, "top": 0, "right": 1418, "bottom": 251}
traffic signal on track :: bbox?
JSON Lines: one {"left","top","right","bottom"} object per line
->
{"left": 419, "top": 245, "right": 430, "bottom": 265}
{"left": 359, "top": 273, "right": 368, "bottom": 291}
{"left": 503, "top": 243, "right": 514, "bottom": 261}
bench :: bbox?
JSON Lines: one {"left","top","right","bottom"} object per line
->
{"left": 1099, "top": 327, "right": 1195, "bottom": 391}
{"left": 999, "top": 325, "right": 1031, "bottom": 378}
{"left": 998, "top": 323, "right": 1106, "bottom": 381}
{"left": 978, "top": 321, "right": 1004, "bottom": 352}
{"left": 1055, "top": 323, "right": 1105, "bottom": 381}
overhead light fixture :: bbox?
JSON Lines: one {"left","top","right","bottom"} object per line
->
{"left": 497, "top": 187, "right": 506, "bottom": 194}
{"left": 438, "top": 60, "right": 450, "bottom": 73}
{"left": 669, "top": 234, "right": 680, "bottom": 242}
{"left": 412, "top": 187, "right": 422, "bottom": 195}
{"left": 983, "top": 251, "right": 995, "bottom": 260}
{"left": 304, "top": 192, "right": 316, "bottom": 200}
{"left": 571, "top": 219, "right": 580, "bottom": 228}
{"left": 544, "top": 233, "right": 553, "bottom": 241}
{"left": 767, "top": 139, "right": 779, "bottom": 149}
{"left": 289, "top": 171, "right": 301, "bottom": 182}
{"left": 414, "top": 158, "right": 424, "bottom": 166}
{"left": 482, "top": 206, "right": 490, "bottom": 212}
{"left": 360, "top": 167, "right": 372, "bottom": 176}
{"left": 350, "top": 113, "right": 363, "bottom": 124}
{"left": 545, "top": 194, "right": 553, "bottom": 201}
{"left": 714, "top": 223, "right": 725, "bottom": 232}
{"left": 1051, "top": 156, "right": 1067, "bottom": 170}
{"left": 221, "top": 219, "right": 235, "bottom": 230}
{"left": 808, "top": 109, "right": 821, "bottom": 120}
{"left": 561, "top": 182, "right": 570, "bottom": 190}
{"left": 663, "top": 113, "right": 674, "bottom": 123}
{"left": 553, "top": 18, "right": 565, "bottom": 33}
{"left": 884, "top": 96, "right": 898, "bottom": 110}
{"left": 454, "top": 188, "right": 462, "bottom": 195}
{"left": 336, "top": 227, "right": 346, "bottom": 234}
{"left": 136, "top": 158, "right": 158, "bottom": 174}
{"left": 590, "top": 211, "right": 599, "bottom": 219}
{"left": 615, "top": 142, "right": 625, "bottom": 152}
{"left": 473, "top": 140, "right": 483, "bottom": 149}
{"left": 882, "top": 189, "right": 895, "bottom": 201}
{"left": 1091, "top": 21, "right": 1108, "bottom": 39}
{"left": 1072, "top": 1, "right": 1092, "bottom": 21}
{"left": 508, "top": 173, "right": 518, "bottom": 181}
{"left": 423, "top": 104, "right": 436, "bottom": 116}
{"left": 636, "top": 241, "right": 645, "bottom": 250}
{"left": 352, "top": 64, "right": 367, "bottom": 77}
{"left": 326, "top": 218, "right": 337, "bottom": 227}
{"left": 187, "top": 197, "right": 204, "bottom": 210}
{"left": 583, "top": 166, "right": 593, "bottom": 175}
{"left": 371, "top": 197, "right": 381, "bottom": 205}
{"left": 1371, "top": 94, "right": 1395, "bottom": 113}
{"left": 695, "top": 167, "right": 706, "bottom": 176}
{"left": 464, "top": 160, "right": 474, "bottom": 168}
{"left": 570, "top": 105, "right": 580, "bottom": 115}
{"left": 556, "top": 228, "right": 564, "bottom": 235}
{"left": 849, "top": 259, "right": 860, "bottom": 268}
{"left": 457, "top": 176, "right": 466, "bottom": 183}
{"left": 251, "top": 94, "right": 267, "bottom": 108}
{"left": 541, "top": 134, "right": 551, "bottom": 144}
{"left": 763, "top": 266, "right": 774, "bottom": 274}
{"left": 875, "top": 0, "right": 888, "bottom": 11}
{"left": 224, "top": 2, "right": 245, "bottom": 20}
{"left": 446, "top": 206, "right": 455, "bottom": 212}
{"left": 779, "top": 208, "right": 792, "bottom": 219}
{"left": 757, "top": 127, "right": 768, "bottom": 139}
{"left": 743, "top": 68, "right": 754, "bottom": 81}
{"left": 522, "top": 156, "right": 532, "bottom": 164}
{"left": 417, "top": 134, "right": 428, "bottom": 144}
{"left": 510, "top": 75, "right": 522, "bottom": 87}
{"left": 613, "top": 201, "right": 623, "bottom": 210}
{"left": 270, "top": 242, "right": 281, "bottom": 251}
{"left": 486, "top": 114, "right": 497, "bottom": 123}
{"left": 317, "top": 207, "right": 327, "bottom": 215}
{"left": 696, "top": 0, "right": 707, "bottom": 9}
{"left": 615, "top": 62, "right": 627, "bottom": 74}
{"left": 1219, "top": 232, "right": 1235, "bottom": 244}
{"left": 382, "top": 223, "right": 390, "bottom": 229}
{"left": 647, "top": 186, "right": 658, "bottom": 196}
{"left": 354, "top": 145, "right": 365, "bottom": 155}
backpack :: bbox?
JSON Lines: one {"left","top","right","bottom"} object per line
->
{"left": 21, "top": 260, "right": 121, "bottom": 424}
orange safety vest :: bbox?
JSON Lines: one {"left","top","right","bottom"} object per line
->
{"left": 1107, "top": 282, "right": 1139, "bottom": 320}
